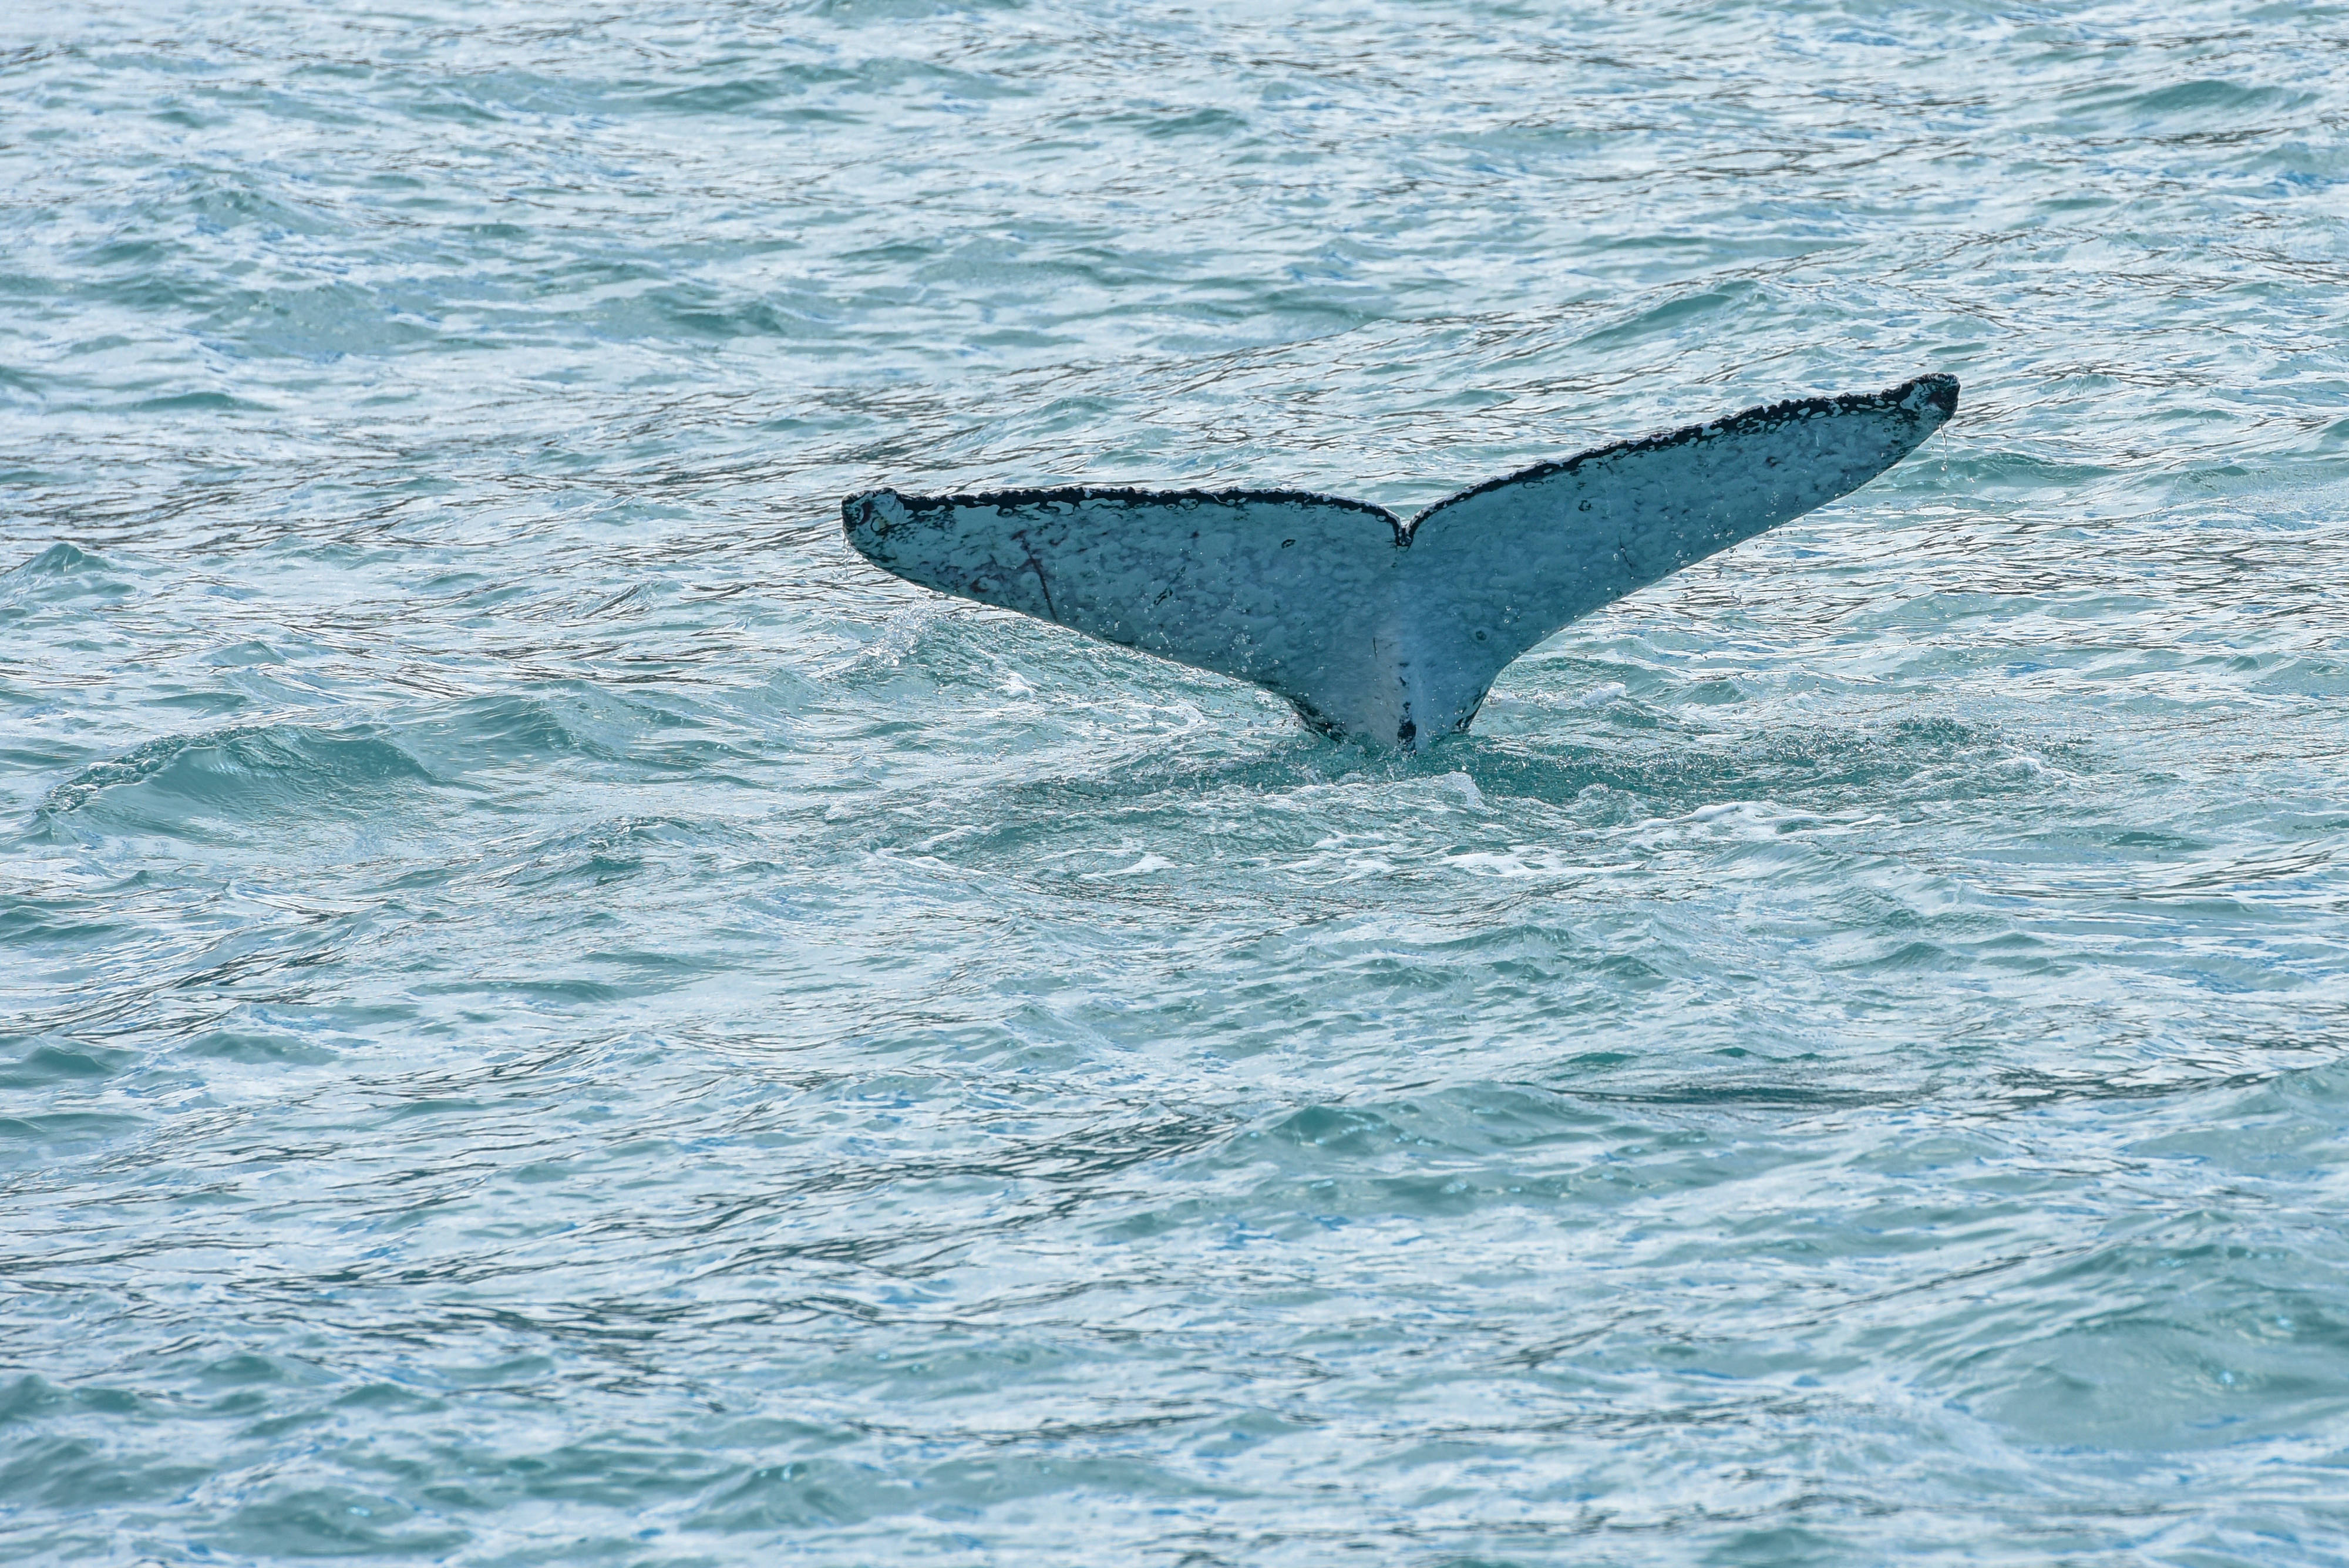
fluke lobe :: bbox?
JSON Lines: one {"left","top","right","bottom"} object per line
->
{"left": 843, "top": 374, "right": 1958, "bottom": 751}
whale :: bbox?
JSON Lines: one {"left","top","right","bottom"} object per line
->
{"left": 842, "top": 373, "right": 1957, "bottom": 751}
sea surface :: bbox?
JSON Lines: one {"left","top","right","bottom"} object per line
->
{"left": 6, "top": 2, "right": 2349, "bottom": 1563}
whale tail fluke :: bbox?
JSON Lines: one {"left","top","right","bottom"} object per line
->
{"left": 843, "top": 373, "right": 1957, "bottom": 750}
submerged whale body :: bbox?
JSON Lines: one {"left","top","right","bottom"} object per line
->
{"left": 843, "top": 374, "right": 1958, "bottom": 751}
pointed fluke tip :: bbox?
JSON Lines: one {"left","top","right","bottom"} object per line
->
{"left": 1899, "top": 372, "right": 1960, "bottom": 422}
{"left": 840, "top": 489, "right": 907, "bottom": 560}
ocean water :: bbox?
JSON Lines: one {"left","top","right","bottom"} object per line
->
{"left": 6, "top": 1, "right": 2349, "bottom": 1562}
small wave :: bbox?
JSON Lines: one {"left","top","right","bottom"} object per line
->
{"left": 7, "top": 543, "right": 109, "bottom": 578}
{"left": 404, "top": 688, "right": 671, "bottom": 773}
{"left": 2116, "top": 79, "right": 2315, "bottom": 119}
{"left": 0, "top": 544, "right": 132, "bottom": 614}
{"left": 42, "top": 723, "right": 436, "bottom": 826}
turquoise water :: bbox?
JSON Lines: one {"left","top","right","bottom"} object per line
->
{"left": 6, "top": 1, "right": 2349, "bottom": 1562}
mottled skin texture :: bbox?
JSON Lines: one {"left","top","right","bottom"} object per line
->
{"left": 843, "top": 374, "right": 1957, "bottom": 750}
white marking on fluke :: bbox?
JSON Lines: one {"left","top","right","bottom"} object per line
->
{"left": 843, "top": 374, "right": 1957, "bottom": 751}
